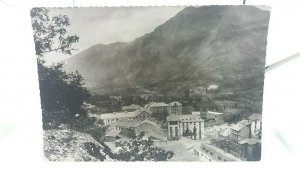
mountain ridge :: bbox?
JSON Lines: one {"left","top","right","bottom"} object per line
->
{"left": 64, "top": 6, "right": 270, "bottom": 95}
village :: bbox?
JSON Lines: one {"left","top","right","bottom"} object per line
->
{"left": 87, "top": 91, "right": 262, "bottom": 161}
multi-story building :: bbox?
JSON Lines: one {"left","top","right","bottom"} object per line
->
{"left": 144, "top": 102, "right": 168, "bottom": 115}
{"left": 210, "top": 138, "right": 261, "bottom": 161}
{"left": 230, "top": 123, "right": 250, "bottom": 142}
{"left": 167, "top": 102, "right": 182, "bottom": 115}
{"left": 248, "top": 113, "right": 262, "bottom": 138}
{"left": 201, "top": 111, "right": 224, "bottom": 127}
{"left": 167, "top": 114, "right": 204, "bottom": 140}
{"left": 238, "top": 138, "right": 261, "bottom": 161}
{"left": 100, "top": 108, "right": 152, "bottom": 125}
{"left": 144, "top": 102, "right": 168, "bottom": 121}
{"left": 207, "top": 118, "right": 261, "bottom": 161}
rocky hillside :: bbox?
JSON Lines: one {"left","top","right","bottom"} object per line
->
{"left": 43, "top": 130, "right": 115, "bottom": 161}
{"left": 64, "top": 6, "right": 270, "bottom": 95}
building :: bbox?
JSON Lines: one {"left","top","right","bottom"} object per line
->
{"left": 167, "top": 102, "right": 182, "bottom": 115}
{"left": 189, "top": 86, "right": 207, "bottom": 98}
{"left": 122, "top": 104, "right": 141, "bottom": 111}
{"left": 106, "top": 119, "right": 167, "bottom": 141}
{"left": 218, "top": 127, "right": 231, "bottom": 139}
{"left": 192, "top": 111, "right": 201, "bottom": 116}
{"left": 248, "top": 113, "right": 262, "bottom": 138}
{"left": 206, "top": 119, "right": 261, "bottom": 161}
{"left": 167, "top": 114, "right": 204, "bottom": 140}
{"left": 201, "top": 111, "right": 224, "bottom": 127}
{"left": 205, "top": 111, "right": 223, "bottom": 122}
{"left": 210, "top": 138, "right": 261, "bottom": 161}
{"left": 100, "top": 108, "right": 152, "bottom": 125}
{"left": 230, "top": 123, "right": 250, "bottom": 142}
{"left": 144, "top": 102, "right": 168, "bottom": 119}
{"left": 194, "top": 143, "right": 242, "bottom": 162}
{"left": 207, "top": 84, "right": 219, "bottom": 91}
{"left": 238, "top": 138, "right": 261, "bottom": 161}
{"left": 104, "top": 130, "right": 122, "bottom": 142}
{"left": 109, "top": 95, "right": 122, "bottom": 101}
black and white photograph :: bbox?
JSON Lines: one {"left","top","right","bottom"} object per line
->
{"left": 30, "top": 5, "right": 270, "bottom": 161}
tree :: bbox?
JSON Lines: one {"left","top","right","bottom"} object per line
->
{"left": 31, "top": 8, "right": 79, "bottom": 56}
{"left": 183, "top": 128, "right": 191, "bottom": 137}
{"left": 31, "top": 8, "right": 92, "bottom": 130}
{"left": 115, "top": 133, "right": 174, "bottom": 161}
{"left": 193, "top": 126, "right": 197, "bottom": 139}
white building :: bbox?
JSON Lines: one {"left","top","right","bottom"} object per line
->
{"left": 167, "top": 114, "right": 204, "bottom": 140}
{"left": 192, "top": 111, "right": 201, "bottom": 116}
{"left": 207, "top": 84, "right": 219, "bottom": 91}
{"left": 206, "top": 111, "right": 223, "bottom": 121}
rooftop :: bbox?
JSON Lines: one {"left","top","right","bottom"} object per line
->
{"left": 248, "top": 113, "right": 262, "bottom": 121}
{"left": 100, "top": 111, "right": 138, "bottom": 119}
{"left": 192, "top": 111, "right": 201, "bottom": 116}
{"left": 199, "top": 143, "right": 242, "bottom": 161}
{"left": 100, "top": 108, "right": 151, "bottom": 119}
{"left": 110, "top": 119, "right": 157, "bottom": 128}
{"left": 207, "top": 84, "right": 218, "bottom": 90}
{"left": 167, "top": 114, "right": 203, "bottom": 122}
{"left": 180, "top": 115, "right": 204, "bottom": 122}
{"left": 145, "top": 102, "right": 168, "bottom": 107}
{"left": 219, "top": 128, "right": 231, "bottom": 137}
{"left": 168, "top": 101, "right": 182, "bottom": 106}
{"left": 122, "top": 104, "right": 141, "bottom": 110}
{"left": 238, "top": 138, "right": 261, "bottom": 145}
{"left": 238, "top": 120, "right": 251, "bottom": 126}
{"left": 105, "top": 130, "right": 121, "bottom": 137}
{"left": 166, "top": 115, "right": 181, "bottom": 121}
{"left": 207, "top": 111, "right": 223, "bottom": 115}
{"left": 230, "top": 123, "right": 247, "bottom": 131}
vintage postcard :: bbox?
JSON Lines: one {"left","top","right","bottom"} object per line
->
{"left": 30, "top": 5, "right": 270, "bottom": 161}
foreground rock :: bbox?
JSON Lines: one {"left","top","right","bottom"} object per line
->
{"left": 43, "top": 129, "right": 114, "bottom": 161}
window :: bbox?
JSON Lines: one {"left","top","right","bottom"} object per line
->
{"left": 218, "top": 156, "right": 222, "bottom": 160}
{"left": 170, "top": 121, "right": 178, "bottom": 125}
{"left": 175, "top": 127, "right": 178, "bottom": 137}
{"left": 169, "top": 127, "right": 173, "bottom": 137}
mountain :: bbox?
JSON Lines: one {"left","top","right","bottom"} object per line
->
{"left": 64, "top": 6, "right": 270, "bottom": 95}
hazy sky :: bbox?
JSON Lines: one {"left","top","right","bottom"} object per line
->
{"left": 44, "top": 7, "right": 184, "bottom": 63}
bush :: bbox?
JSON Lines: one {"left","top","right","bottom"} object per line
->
{"left": 115, "top": 133, "right": 174, "bottom": 161}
